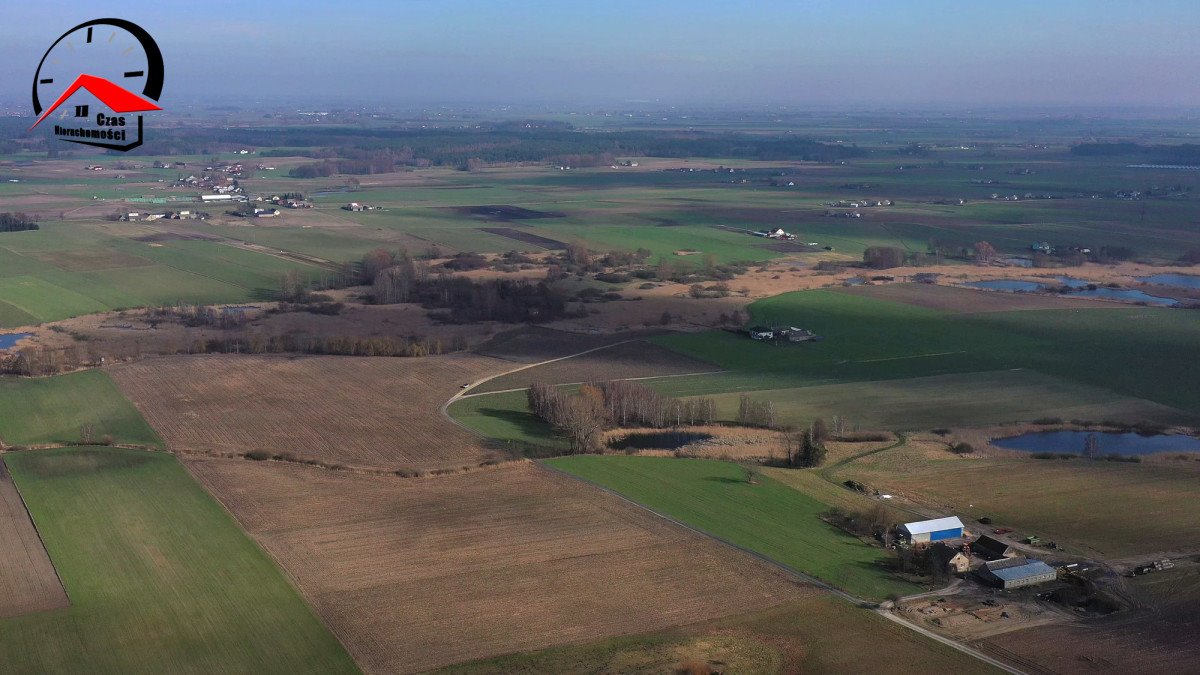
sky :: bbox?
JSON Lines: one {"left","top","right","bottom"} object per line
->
{"left": 2, "top": 0, "right": 1199, "bottom": 109}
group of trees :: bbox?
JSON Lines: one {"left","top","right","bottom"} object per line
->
{"left": 289, "top": 148, "right": 412, "bottom": 177}
{"left": 862, "top": 246, "right": 908, "bottom": 269}
{"left": 360, "top": 248, "right": 578, "bottom": 323}
{"left": 736, "top": 394, "right": 776, "bottom": 428}
{"left": 776, "top": 419, "right": 829, "bottom": 468}
{"left": 0, "top": 212, "right": 39, "bottom": 233}
{"left": 181, "top": 333, "right": 465, "bottom": 358}
{"left": 527, "top": 380, "right": 717, "bottom": 453}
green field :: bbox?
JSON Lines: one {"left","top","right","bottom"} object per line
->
{"left": 438, "top": 596, "right": 997, "bottom": 674}
{"left": 0, "top": 222, "right": 319, "bottom": 327}
{"left": 652, "top": 290, "right": 1200, "bottom": 417}
{"left": 545, "top": 455, "right": 920, "bottom": 601}
{"left": 0, "top": 447, "right": 357, "bottom": 673}
{"left": 448, "top": 390, "right": 567, "bottom": 451}
{"left": 699, "top": 370, "right": 1189, "bottom": 431}
{"left": 0, "top": 370, "right": 161, "bottom": 447}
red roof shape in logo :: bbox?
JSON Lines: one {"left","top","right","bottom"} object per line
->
{"left": 30, "top": 73, "right": 161, "bottom": 130}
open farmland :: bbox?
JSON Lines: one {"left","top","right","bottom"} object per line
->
{"left": 451, "top": 360, "right": 1194, "bottom": 452}
{"left": 545, "top": 455, "right": 921, "bottom": 600}
{"left": 110, "top": 353, "right": 510, "bottom": 471}
{"left": 187, "top": 459, "right": 812, "bottom": 674}
{"left": 0, "top": 221, "right": 321, "bottom": 328}
{"left": 0, "top": 370, "right": 162, "bottom": 448}
{"left": 469, "top": 339, "right": 720, "bottom": 394}
{"left": 650, "top": 289, "right": 1200, "bottom": 418}
{"left": 0, "top": 462, "right": 68, "bottom": 619}
{"left": 440, "top": 596, "right": 999, "bottom": 674}
{"left": 0, "top": 447, "right": 355, "bottom": 673}
{"left": 698, "top": 369, "right": 1190, "bottom": 431}
{"left": 830, "top": 439, "right": 1200, "bottom": 558}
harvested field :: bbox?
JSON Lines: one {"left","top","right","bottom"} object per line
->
{"left": 983, "top": 573, "right": 1200, "bottom": 675}
{"left": 470, "top": 339, "right": 720, "bottom": 394}
{"left": 478, "top": 227, "right": 568, "bottom": 249}
{"left": 453, "top": 205, "right": 564, "bottom": 220}
{"left": 0, "top": 461, "right": 68, "bottom": 619}
{"left": 838, "top": 282, "right": 1112, "bottom": 313}
{"left": 187, "top": 459, "right": 811, "bottom": 674}
{"left": 110, "top": 353, "right": 511, "bottom": 472}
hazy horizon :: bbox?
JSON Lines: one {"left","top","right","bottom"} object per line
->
{"left": 2, "top": 1, "right": 1199, "bottom": 110}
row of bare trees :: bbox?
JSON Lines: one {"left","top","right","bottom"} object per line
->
{"left": 527, "top": 380, "right": 717, "bottom": 453}
{"left": 736, "top": 394, "right": 776, "bottom": 428}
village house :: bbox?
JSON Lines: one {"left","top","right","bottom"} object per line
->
{"left": 931, "top": 543, "right": 972, "bottom": 574}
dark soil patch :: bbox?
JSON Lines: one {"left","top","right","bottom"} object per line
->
{"left": 760, "top": 242, "right": 822, "bottom": 253}
{"left": 454, "top": 205, "right": 565, "bottom": 220}
{"left": 479, "top": 227, "right": 568, "bottom": 250}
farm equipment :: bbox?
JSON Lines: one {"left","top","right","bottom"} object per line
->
{"left": 993, "top": 527, "right": 1013, "bottom": 535}
{"left": 1025, "top": 535, "right": 1041, "bottom": 545}
{"left": 1130, "top": 559, "right": 1175, "bottom": 576}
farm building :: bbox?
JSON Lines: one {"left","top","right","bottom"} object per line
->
{"left": 978, "top": 557, "right": 1057, "bottom": 589}
{"left": 972, "top": 535, "right": 1017, "bottom": 561}
{"left": 898, "top": 516, "right": 964, "bottom": 545}
{"left": 931, "top": 543, "right": 972, "bottom": 574}
{"left": 748, "top": 326, "right": 775, "bottom": 340}
{"left": 747, "top": 326, "right": 819, "bottom": 342}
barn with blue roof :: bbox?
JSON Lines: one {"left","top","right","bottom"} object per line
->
{"left": 898, "top": 516, "right": 964, "bottom": 544}
{"left": 978, "top": 557, "right": 1058, "bottom": 589}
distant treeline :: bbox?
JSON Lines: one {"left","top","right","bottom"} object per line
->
{"left": 61, "top": 123, "right": 865, "bottom": 166}
{"left": 181, "top": 333, "right": 465, "bottom": 357}
{"left": 1071, "top": 142, "right": 1200, "bottom": 164}
{"left": 0, "top": 212, "right": 39, "bottom": 233}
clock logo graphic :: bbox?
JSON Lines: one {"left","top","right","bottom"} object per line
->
{"left": 29, "top": 18, "right": 165, "bottom": 152}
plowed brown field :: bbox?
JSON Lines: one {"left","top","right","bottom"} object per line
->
{"left": 187, "top": 459, "right": 810, "bottom": 674}
{"left": 0, "top": 461, "right": 69, "bottom": 619}
{"left": 110, "top": 353, "right": 511, "bottom": 472}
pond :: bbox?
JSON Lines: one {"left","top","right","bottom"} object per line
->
{"left": 965, "top": 278, "right": 1179, "bottom": 306}
{"left": 964, "top": 279, "right": 1044, "bottom": 292}
{"left": 1061, "top": 286, "right": 1177, "bottom": 306}
{"left": 993, "top": 431, "right": 1200, "bottom": 456}
{"left": 0, "top": 332, "right": 32, "bottom": 350}
{"left": 1137, "top": 273, "right": 1200, "bottom": 289}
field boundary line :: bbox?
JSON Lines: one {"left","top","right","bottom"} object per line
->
{"left": 0, "top": 459, "right": 72, "bottom": 612}
{"left": 457, "top": 369, "right": 726, "bottom": 399}
{"left": 178, "top": 458, "right": 362, "bottom": 667}
{"left": 537, "top": 460, "right": 1025, "bottom": 675}
{"left": 439, "top": 340, "right": 641, "bottom": 431}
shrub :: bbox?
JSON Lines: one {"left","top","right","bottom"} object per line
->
{"left": 950, "top": 442, "right": 975, "bottom": 455}
{"left": 835, "top": 431, "right": 890, "bottom": 442}
{"left": 245, "top": 450, "right": 272, "bottom": 461}
{"left": 1032, "top": 417, "right": 1063, "bottom": 425}
{"left": 595, "top": 272, "right": 630, "bottom": 284}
